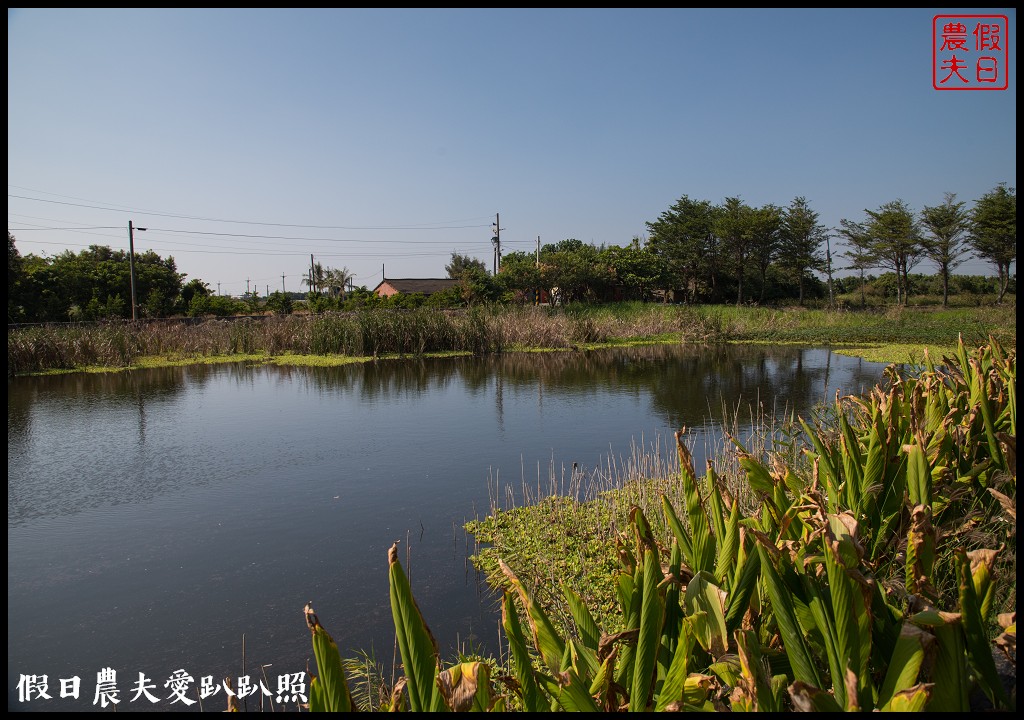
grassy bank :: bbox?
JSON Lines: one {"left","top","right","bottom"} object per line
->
{"left": 8, "top": 303, "right": 1016, "bottom": 376}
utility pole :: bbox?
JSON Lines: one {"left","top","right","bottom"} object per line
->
{"left": 281, "top": 274, "right": 286, "bottom": 294}
{"left": 127, "top": 221, "right": 147, "bottom": 321}
{"left": 491, "top": 213, "right": 504, "bottom": 275}
{"left": 825, "top": 235, "right": 835, "bottom": 308}
{"left": 536, "top": 236, "right": 541, "bottom": 305}
{"left": 266, "top": 284, "right": 269, "bottom": 298}
{"left": 246, "top": 278, "right": 250, "bottom": 296}
{"left": 217, "top": 282, "right": 221, "bottom": 296}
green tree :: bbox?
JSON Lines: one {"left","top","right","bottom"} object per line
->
{"left": 645, "top": 195, "right": 720, "bottom": 303}
{"left": 324, "top": 266, "right": 355, "bottom": 301}
{"left": 178, "top": 278, "right": 212, "bottom": 315}
{"left": 12, "top": 244, "right": 183, "bottom": 322}
{"left": 919, "top": 193, "right": 972, "bottom": 307}
{"left": 836, "top": 218, "right": 874, "bottom": 308}
{"left": 495, "top": 250, "right": 542, "bottom": 303}
{"left": 445, "top": 252, "right": 488, "bottom": 279}
{"left": 304, "top": 261, "right": 328, "bottom": 295}
{"left": 601, "top": 239, "right": 670, "bottom": 301}
{"left": 541, "top": 239, "right": 613, "bottom": 304}
{"left": 265, "top": 290, "right": 294, "bottom": 315}
{"left": 779, "top": 197, "right": 828, "bottom": 306}
{"left": 443, "top": 251, "right": 499, "bottom": 304}
{"left": 205, "top": 294, "right": 245, "bottom": 317}
{"left": 714, "top": 196, "right": 754, "bottom": 305}
{"left": 187, "top": 292, "right": 211, "bottom": 317}
{"left": 970, "top": 183, "right": 1016, "bottom": 303}
{"left": 133, "top": 250, "right": 184, "bottom": 317}
{"left": 461, "top": 269, "right": 502, "bottom": 305}
{"left": 863, "top": 200, "right": 923, "bottom": 305}
{"left": 9, "top": 231, "right": 24, "bottom": 322}
{"left": 748, "top": 204, "right": 783, "bottom": 303}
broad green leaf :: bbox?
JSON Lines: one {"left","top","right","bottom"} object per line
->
{"left": 387, "top": 544, "right": 444, "bottom": 712}
{"left": 676, "top": 434, "right": 715, "bottom": 574}
{"left": 304, "top": 602, "right": 354, "bottom": 712}
{"left": 654, "top": 627, "right": 695, "bottom": 711}
{"left": 756, "top": 545, "right": 822, "bottom": 688}
{"left": 725, "top": 536, "right": 760, "bottom": 635}
{"left": 704, "top": 464, "right": 727, "bottom": 555}
{"left": 880, "top": 683, "right": 932, "bottom": 712}
{"left": 906, "top": 439, "right": 930, "bottom": 507}
{"left": 735, "top": 629, "right": 778, "bottom": 712}
{"left": 683, "top": 572, "right": 728, "bottom": 659}
{"left": 798, "top": 570, "right": 843, "bottom": 706}
{"left": 568, "top": 637, "right": 599, "bottom": 682}
{"left": 501, "top": 592, "right": 545, "bottom": 713}
{"left": 631, "top": 546, "right": 664, "bottom": 712}
{"left": 562, "top": 583, "right": 601, "bottom": 652}
{"left": 877, "top": 623, "right": 931, "bottom": 707}
{"left": 913, "top": 611, "right": 969, "bottom": 712}
{"left": 971, "top": 358, "right": 1005, "bottom": 468}
{"left": 659, "top": 540, "right": 684, "bottom": 666}
{"left": 499, "top": 559, "right": 566, "bottom": 675}
{"left": 825, "top": 514, "right": 872, "bottom": 709}
{"left": 536, "top": 671, "right": 600, "bottom": 712}
{"left": 714, "top": 500, "right": 740, "bottom": 586}
{"left": 661, "top": 496, "right": 694, "bottom": 575}
{"left": 801, "top": 417, "right": 839, "bottom": 509}
{"left": 957, "top": 550, "right": 1008, "bottom": 707}
{"left": 967, "top": 548, "right": 999, "bottom": 621}
{"left": 736, "top": 449, "right": 775, "bottom": 496}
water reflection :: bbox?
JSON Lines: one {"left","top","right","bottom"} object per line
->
{"left": 276, "top": 344, "right": 882, "bottom": 431}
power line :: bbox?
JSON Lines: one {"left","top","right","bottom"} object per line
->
{"left": 11, "top": 216, "right": 507, "bottom": 249}
{"left": 144, "top": 227, "right": 497, "bottom": 244}
{"left": 12, "top": 237, "right": 456, "bottom": 258}
{"left": 6, "top": 225, "right": 121, "bottom": 231}
{"left": 8, "top": 191, "right": 492, "bottom": 230}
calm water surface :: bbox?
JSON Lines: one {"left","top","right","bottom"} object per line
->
{"left": 8, "top": 344, "right": 886, "bottom": 711}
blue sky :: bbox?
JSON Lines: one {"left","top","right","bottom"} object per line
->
{"left": 8, "top": 8, "right": 1016, "bottom": 296}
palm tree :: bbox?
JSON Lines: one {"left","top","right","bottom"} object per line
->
{"left": 325, "top": 266, "right": 355, "bottom": 300}
{"left": 303, "top": 262, "right": 328, "bottom": 295}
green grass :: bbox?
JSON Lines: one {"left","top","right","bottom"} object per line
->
{"left": 8, "top": 302, "right": 1015, "bottom": 375}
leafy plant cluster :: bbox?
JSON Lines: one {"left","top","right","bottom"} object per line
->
{"left": 303, "top": 337, "right": 1015, "bottom": 711}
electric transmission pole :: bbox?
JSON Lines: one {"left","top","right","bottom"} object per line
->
{"left": 491, "top": 213, "right": 505, "bottom": 275}
{"left": 127, "top": 221, "right": 147, "bottom": 321}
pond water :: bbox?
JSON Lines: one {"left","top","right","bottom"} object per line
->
{"left": 7, "top": 344, "right": 887, "bottom": 711}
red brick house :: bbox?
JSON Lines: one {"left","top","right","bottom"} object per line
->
{"left": 372, "top": 278, "right": 459, "bottom": 298}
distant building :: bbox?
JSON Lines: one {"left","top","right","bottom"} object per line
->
{"left": 372, "top": 278, "right": 459, "bottom": 298}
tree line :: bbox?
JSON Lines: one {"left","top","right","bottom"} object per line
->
{"left": 451, "top": 184, "right": 1014, "bottom": 308}
{"left": 639, "top": 184, "right": 1015, "bottom": 307}
{"left": 7, "top": 183, "right": 1015, "bottom": 322}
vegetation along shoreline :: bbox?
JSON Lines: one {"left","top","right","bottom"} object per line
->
{"left": 6, "top": 302, "right": 1017, "bottom": 376}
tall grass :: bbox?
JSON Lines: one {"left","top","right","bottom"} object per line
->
{"left": 8, "top": 303, "right": 1016, "bottom": 374}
